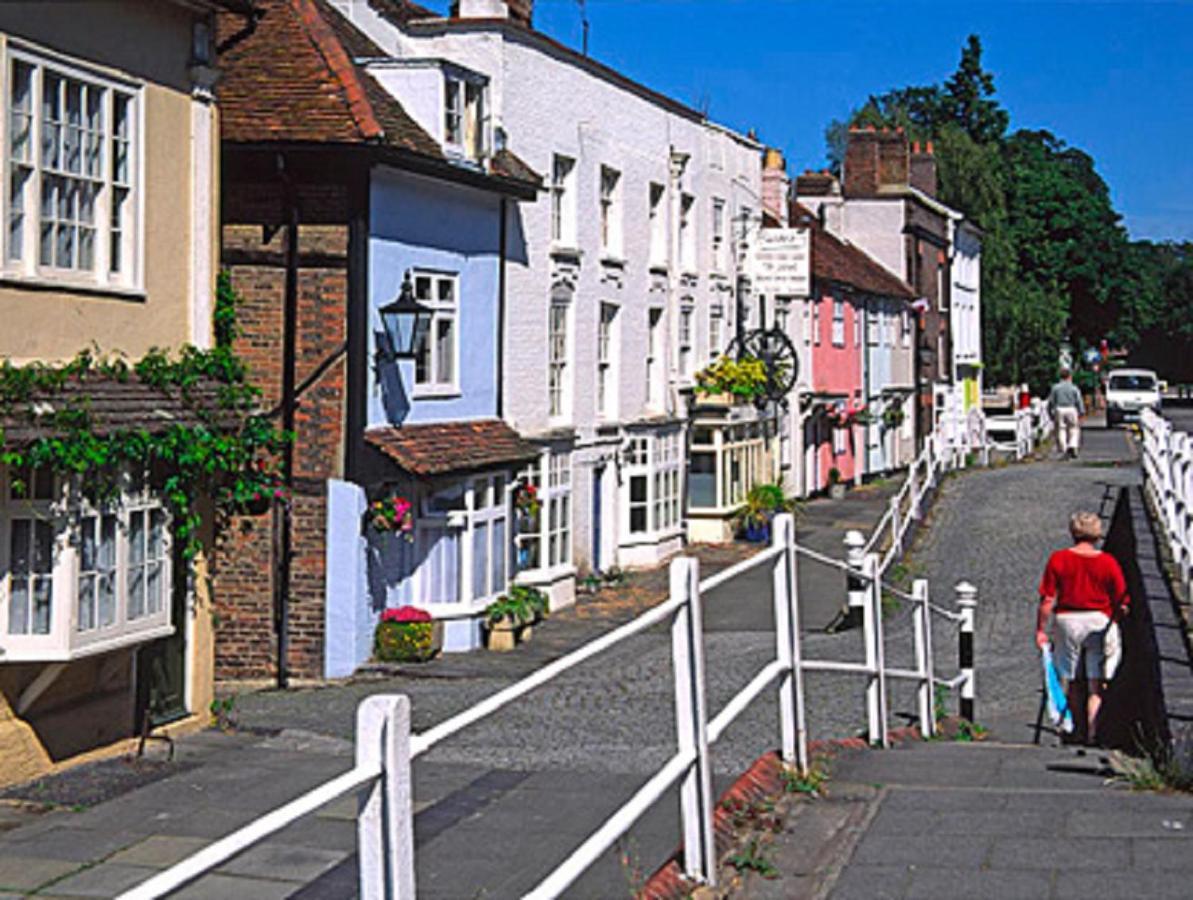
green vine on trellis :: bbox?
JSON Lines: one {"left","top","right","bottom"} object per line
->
{"left": 0, "top": 272, "right": 289, "bottom": 557}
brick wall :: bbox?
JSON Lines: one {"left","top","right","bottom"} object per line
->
{"left": 214, "top": 178, "right": 351, "bottom": 680}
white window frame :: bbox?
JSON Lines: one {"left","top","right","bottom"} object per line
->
{"left": 711, "top": 197, "right": 726, "bottom": 272}
{"left": 3, "top": 42, "right": 144, "bottom": 292}
{"left": 648, "top": 182, "right": 666, "bottom": 267}
{"left": 646, "top": 307, "right": 663, "bottom": 410}
{"left": 679, "top": 193, "right": 696, "bottom": 272}
{"left": 548, "top": 289, "right": 572, "bottom": 421}
{"left": 597, "top": 302, "right": 619, "bottom": 420}
{"left": 811, "top": 300, "right": 820, "bottom": 346}
{"left": 443, "top": 74, "right": 486, "bottom": 161}
{"left": 831, "top": 297, "right": 845, "bottom": 347}
{"left": 622, "top": 432, "right": 682, "bottom": 540}
{"left": 599, "top": 165, "right": 621, "bottom": 257}
{"left": 0, "top": 465, "right": 173, "bottom": 663}
{"left": 411, "top": 270, "right": 459, "bottom": 396}
{"left": 514, "top": 451, "right": 572, "bottom": 575}
{"left": 550, "top": 154, "right": 576, "bottom": 247}
{"left": 677, "top": 304, "right": 694, "bottom": 378}
{"left": 708, "top": 303, "right": 723, "bottom": 359}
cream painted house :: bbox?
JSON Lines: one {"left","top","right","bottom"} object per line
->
{"left": 0, "top": 0, "right": 254, "bottom": 787}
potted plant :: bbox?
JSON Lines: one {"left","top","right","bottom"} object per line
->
{"left": 882, "top": 405, "right": 905, "bottom": 430}
{"left": 374, "top": 605, "right": 443, "bottom": 663}
{"left": 484, "top": 585, "right": 547, "bottom": 651}
{"left": 733, "top": 483, "right": 796, "bottom": 543}
{"left": 513, "top": 479, "right": 540, "bottom": 526}
{"left": 368, "top": 494, "right": 415, "bottom": 540}
{"left": 827, "top": 467, "right": 846, "bottom": 500}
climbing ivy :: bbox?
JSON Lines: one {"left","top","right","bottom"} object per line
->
{"left": 0, "top": 272, "right": 288, "bottom": 556}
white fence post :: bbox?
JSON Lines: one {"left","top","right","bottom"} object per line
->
{"left": 909, "top": 461, "right": 921, "bottom": 519}
{"left": 356, "top": 695, "right": 415, "bottom": 900}
{"left": 911, "top": 579, "right": 935, "bottom": 738}
{"left": 955, "top": 582, "right": 977, "bottom": 722}
{"left": 670, "top": 557, "right": 716, "bottom": 886}
{"left": 772, "top": 513, "right": 808, "bottom": 773}
{"left": 888, "top": 495, "right": 900, "bottom": 555}
{"left": 863, "top": 552, "right": 888, "bottom": 747}
{"left": 844, "top": 529, "right": 866, "bottom": 620}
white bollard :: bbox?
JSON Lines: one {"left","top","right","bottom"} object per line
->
{"left": 863, "top": 552, "right": 888, "bottom": 747}
{"left": 771, "top": 513, "right": 808, "bottom": 773}
{"left": 844, "top": 530, "right": 866, "bottom": 611}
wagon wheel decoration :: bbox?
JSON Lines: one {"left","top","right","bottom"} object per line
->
{"left": 729, "top": 327, "right": 800, "bottom": 408}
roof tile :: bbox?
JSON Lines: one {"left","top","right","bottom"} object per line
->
{"left": 366, "top": 420, "right": 540, "bottom": 476}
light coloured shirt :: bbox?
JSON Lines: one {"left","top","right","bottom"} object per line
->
{"left": 1048, "top": 381, "right": 1085, "bottom": 416}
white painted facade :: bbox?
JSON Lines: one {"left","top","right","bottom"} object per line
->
{"left": 326, "top": 1, "right": 763, "bottom": 604}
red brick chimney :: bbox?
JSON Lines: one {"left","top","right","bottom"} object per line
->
{"left": 761, "top": 147, "right": 789, "bottom": 227}
{"left": 843, "top": 127, "right": 909, "bottom": 198}
{"left": 910, "top": 140, "right": 937, "bottom": 197}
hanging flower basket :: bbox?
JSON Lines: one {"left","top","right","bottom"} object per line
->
{"left": 882, "top": 405, "right": 906, "bottom": 429}
{"left": 368, "top": 494, "right": 415, "bottom": 540}
{"left": 694, "top": 356, "right": 768, "bottom": 403}
{"left": 513, "top": 479, "right": 540, "bottom": 518}
{"left": 374, "top": 606, "right": 442, "bottom": 662}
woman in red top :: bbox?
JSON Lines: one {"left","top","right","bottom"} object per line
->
{"left": 1036, "top": 511, "right": 1129, "bottom": 745}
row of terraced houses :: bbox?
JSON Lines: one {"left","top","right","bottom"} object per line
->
{"left": 0, "top": 0, "right": 981, "bottom": 781}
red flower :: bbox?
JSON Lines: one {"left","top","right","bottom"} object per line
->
{"left": 381, "top": 605, "right": 432, "bottom": 624}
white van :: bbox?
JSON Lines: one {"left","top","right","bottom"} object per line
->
{"left": 1105, "top": 368, "right": 1161, "bottom": 426}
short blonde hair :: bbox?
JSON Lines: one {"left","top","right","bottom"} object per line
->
{"left": 1069, "top": 511, "right": 1103, "bottom": 543}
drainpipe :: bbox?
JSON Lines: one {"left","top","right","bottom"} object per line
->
{"left": 496, "top": 197, "right": 507, "bottom": 419}
{"left": 274, "top": 153, "right": 299, "bottom": 691}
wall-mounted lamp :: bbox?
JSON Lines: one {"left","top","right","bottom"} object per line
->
{"left": 377, "top": 272, "right": 432, "bottom": 361}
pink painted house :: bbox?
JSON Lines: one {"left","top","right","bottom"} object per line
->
{"left": 793, "top": 203, "right": 915, "bottom": 494}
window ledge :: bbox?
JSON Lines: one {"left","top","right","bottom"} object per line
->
{"left": 599, "top": 254, "right": 626, "bottom": 269}
{"left": 550, "top": 244, "right": 583, "bottom": 262}
{"left": 515, "top": 563, "right": 576, "bottom": 585}
{"left": 648, "top": 262, "right": 669, "bottom": 275}
{"left": 411, "top": 387, "right": 463, "bottom": 400}
{"left": 0, "top": 274, "right": 146, "bottom": 302}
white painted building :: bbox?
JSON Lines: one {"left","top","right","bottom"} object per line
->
{"left": 948, "top": 217, "right": 983, "bottom": 433}
{"left": 325, "top": 0, "right": 764, "bottom": 606}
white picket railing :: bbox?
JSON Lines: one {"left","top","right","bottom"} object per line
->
{"left": 1141, "top": 408, "right": 1193, "bottom": 603}
{"left": 116, "top": 513, "right": 976, "bottom": 899}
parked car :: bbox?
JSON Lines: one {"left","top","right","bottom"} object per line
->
{"left": 1105, "top": 368, "right": 1162, "bottom": 426}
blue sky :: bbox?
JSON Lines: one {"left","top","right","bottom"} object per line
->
{"left": 512, "top": 0, "right": 1193, "bottom": 242}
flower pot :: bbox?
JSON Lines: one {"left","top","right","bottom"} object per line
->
{"left": 485, "top": 615, "right": 531, "bottom": 652}
{"left": 829, "top": 483, "right": 846, "bottom": 500}
{"left": 744, "top": 520, "right": 771, "bottom": 543}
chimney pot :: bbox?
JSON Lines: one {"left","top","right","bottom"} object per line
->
{"left": 925, "top": 140, "right": 934, "bottom": 155}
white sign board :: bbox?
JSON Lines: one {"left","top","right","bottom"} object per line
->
{"left": 750, "top": 228, "right": 811, "bottom": 297}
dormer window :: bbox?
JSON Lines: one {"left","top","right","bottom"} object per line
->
{"left": 444, "top": 75, "right": 485, "bottom": 161}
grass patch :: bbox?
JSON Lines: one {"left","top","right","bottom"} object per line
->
{"left": 727, "top": 838, "right": 779, "bottom": 879}
{"left": 781, "top": 761, "right": 829, "bottom": 797}
{"left": 1109, "top": 727, "right": 1193, "bottom": 793}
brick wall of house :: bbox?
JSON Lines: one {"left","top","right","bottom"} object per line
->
{"left": 214, "top": 178, "right": 351, "bottom": 680}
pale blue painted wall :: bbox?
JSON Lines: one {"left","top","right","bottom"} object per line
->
{"left": 324, "top": 478, "right": 371, "bottom": 678}
{"left": 367, "top": 166, "right": 502, "bottom": 427}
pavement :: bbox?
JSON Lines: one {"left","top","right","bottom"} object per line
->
{"left": 4, "top": 416, "right": 1192, "bottom": 899}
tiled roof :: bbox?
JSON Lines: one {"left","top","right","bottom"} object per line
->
{"left": 218, "top": 0, "right": 441, "bottom": 157}
{"left": 0, "top": 377, "right": 235, "bottom": 447}
{"left": 365, "top": 421, "right": 540, "bottom": 476}
{"left": 790, "top": 202, "right": 915, "bottom": 300}
{"left": 490, "top": 148, "right": 542, "bottom": 190}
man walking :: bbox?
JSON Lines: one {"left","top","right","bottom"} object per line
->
{"left": 1048, "top": 368, "right": 1085, "bottom": 459}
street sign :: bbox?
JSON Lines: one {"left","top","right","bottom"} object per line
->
{"left": 749, "top": 228, "right": 810, "bottom": 297}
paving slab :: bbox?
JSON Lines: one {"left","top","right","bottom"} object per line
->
{"left": 0, "top": 824, "right": 141, "bottom": 862}
{"left": 0, "top": 856, "right": 82, "bottom": 893}
{"left": 168, "top": 872, "right": 298, "bottom": 900}
{"left": 45, "top": 863, "right": 161, "bottom": 897}
{"left": 216, "top": 841, "right": 348, "bottom": 882}
{"left": 107, "top": 835, "right": 212, "bottom": 868}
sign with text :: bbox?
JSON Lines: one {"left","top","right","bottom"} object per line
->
{"left": 749, "top": 228, "right": 811, "bottom": 297}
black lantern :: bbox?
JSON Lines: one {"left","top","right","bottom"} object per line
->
{"left": 378, "top": 272, "right": 432, "bottom": 360}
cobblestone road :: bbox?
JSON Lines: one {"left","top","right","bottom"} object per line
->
{"left": 236, "top": 421, "right": 1140, "bottom": 775}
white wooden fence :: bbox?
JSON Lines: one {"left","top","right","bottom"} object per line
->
{"left": 117, "top": 513, "right": 976, "bottom": 900}
{"left": 1141, "top": 408, "right": 1193, "bottom": 603}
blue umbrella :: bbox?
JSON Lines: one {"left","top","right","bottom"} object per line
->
{"left": 1042, "top": 646, "right": 1074, "bottom": 733}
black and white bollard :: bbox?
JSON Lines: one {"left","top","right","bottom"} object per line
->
{"left": 842, "top": 530, "right": 866, "bottom": 629}
{"left": 955, "top": 581, "right": 977, "bottom": 722}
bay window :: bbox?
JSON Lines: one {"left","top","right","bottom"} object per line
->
{"left": 4, "top": 47, "right": 140, "bottom": 288}
{"left": 0, "top": 466, "right": 173, "bottom": 662}
{"left": 515, "top": 451, "right": 572, "bottom": 574}
{"left": 687, "top": 423, "right": 776, "bottom": 512}
{"left": 623, "top": 432, "right": 682, "bottom": 538}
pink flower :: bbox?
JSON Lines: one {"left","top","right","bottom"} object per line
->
{"left": 382, "top": 605, "right": 432, "bottom": 624}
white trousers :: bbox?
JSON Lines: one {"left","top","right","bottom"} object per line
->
{"left": 1057, "top": 407, "right": 1080, "bottom": 453}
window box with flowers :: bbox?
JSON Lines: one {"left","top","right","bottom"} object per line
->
{"left": 367, "top": 494, "right": 415, "bottom": 539}
{"left": 374, "top": 605, "right": 443, "bottom": 663}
